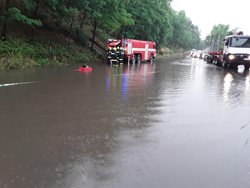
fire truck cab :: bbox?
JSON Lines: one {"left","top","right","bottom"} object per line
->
{"left": 107, "top": 38, "right": 157, "bottom": 64}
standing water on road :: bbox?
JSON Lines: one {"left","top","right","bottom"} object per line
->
{"left": 1, "top": 57, "right": 250, "bottom": 188}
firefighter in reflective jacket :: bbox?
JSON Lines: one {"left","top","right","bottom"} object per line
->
{"left": 107, "top": 43, "right": 124, "bottom": 65}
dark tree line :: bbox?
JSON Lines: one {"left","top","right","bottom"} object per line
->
{"left": 0, "top": 0, "right": 201, "bottom": 50}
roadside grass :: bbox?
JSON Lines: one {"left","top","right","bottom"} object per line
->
{"left": 0, "top": 37, "right": 97, "bottom": 69}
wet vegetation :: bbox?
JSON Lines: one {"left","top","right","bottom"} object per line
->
{"left": 0, "top": 0, "right": 201, "bottom": 69}
{"left": 0, "top": 36, "right": 96, "bottom": 69}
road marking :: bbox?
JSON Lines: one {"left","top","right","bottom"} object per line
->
{"left": 0, "top": 81, "right": 35, "bottom": 88}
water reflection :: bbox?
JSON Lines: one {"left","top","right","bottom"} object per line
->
{"left": 245, "top": 74, "right": 250, "bottom": 94}
{"left": 121, "top": 73, "right": 128, "bottom": 101}
{"left": 219, "top": 68, "right": 250, "bottom": 107}
{"left": 2, "top": 59, "right": 250, "bottom": 188}
{"left": 105, "top": 63, "right": 156, "bottom": 102}
{"left": 223, "top": 73, "right": 233, "bottom": 103}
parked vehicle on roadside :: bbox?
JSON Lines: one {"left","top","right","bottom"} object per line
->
{"left": 107, "top": 38, "right": 157, "bottom": 65}
{"left": 200, "top": 50, "right": 209, "bottom": 60}
{"left": 222, "top": 32, "right": 250, "bottom": 69}
{"left": 205, "top": 50, "right": 223, "bottom": 66}
{"left": 191, "top": 50, "right": 201, "bottom": 58}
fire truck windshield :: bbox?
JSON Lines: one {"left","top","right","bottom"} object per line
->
{"left": 230, "top": 37, "right": 250, "bottom": 48}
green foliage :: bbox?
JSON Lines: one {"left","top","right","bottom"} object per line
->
{"left": 205, "top": 24, "right": 230, "bottom": 51}
{"left": 1, "top": 7, "right": 42, "bottom": 27}
{"left": 0, "top": 37, "right": 92, "bottom": 69}
{"left": 0, "top": 53, "right": 37, "bottom": 69}
{"left": 22, "top": 0, "right": 36, "bottom": 14}
{"left": 72, "top": 27, "right": 88, "bottom": 46}
{"left": 100, "top": 0, "right": 134, "bottom": 33}
{"left": 3, "top": 0, "right": 201, "bottom": 49}
{"left": 59, "top": 6, "right": 78, "bottom": 22}
{"left": 0, "top": 38, "right": 47, "bottom": 68}
{"left": 118, "top": 0, "right": 174, "bottom": 47}
{"left": 169, "top": 10, "right": 200, "bottom": 49}
{"left": 8, "top": 7, "right": 42, "bottom": 26}
{"left": 0, "top": 37, "right": 45, "bottom": 58}
{"left": 1, "top": 0, "right": 204, "bottom": 69}
{"left": 69, "top": 52, "right": 95, "bottom": 63}
{"left": 36, "top": 58, "right": 49, "bottom": 67}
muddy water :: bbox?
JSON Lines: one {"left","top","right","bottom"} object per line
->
{"left": 1, "top": 58, "right": 250, "bottom": 188}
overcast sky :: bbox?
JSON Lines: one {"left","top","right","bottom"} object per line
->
{"left": 171, "top": 0, "right": 250, "bottom": 39}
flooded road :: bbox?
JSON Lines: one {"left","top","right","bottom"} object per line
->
{"left": 1, "top": 57, "right": 250, "bottom": 188}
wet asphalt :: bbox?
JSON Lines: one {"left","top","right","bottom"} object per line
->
{"left": 0, "top": 57, "right": 250, "bottom": 188}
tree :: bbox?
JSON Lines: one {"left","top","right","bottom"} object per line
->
{"left": 1, "top": 0, "right": 11, "bottom": 40}
{"left": 0, "top": 0, "right": 42, "bottom": 41}
{"left": 1, "top": 0, "right": 202, "bottom": 53}
{"left": 120, "top": 0, "right": 173, "bottom": 47}
{"left": 169, "top": 10, "right": 201, "bottom": 49}
{"left": 78, "top": 0, "right": 133, "bottom": 50}
{"left": 206, "top": 24, "right": 230, "bottom": 51}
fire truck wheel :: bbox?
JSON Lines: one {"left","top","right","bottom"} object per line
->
{"left": 130, "top": 55, "right": 136, "bottom": 64}
{"left": 136, "top": 54, "right": 141, "bottom": 63}
{"left": 148, "top": 54, "right": 154, "bottom": 63}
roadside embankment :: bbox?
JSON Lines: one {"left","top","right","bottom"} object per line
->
{"left": 157, "top": 47, "right": 190, "bottom": 61}
{"left": 0, "top": 36, "right": 190, "bottom": 69}
{"left": 0, "top": 35, "right": 98, "bottom": 69}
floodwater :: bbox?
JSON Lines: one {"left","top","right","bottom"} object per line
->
{"left": 1, "top": 57, "right": 250, "bottom": 188}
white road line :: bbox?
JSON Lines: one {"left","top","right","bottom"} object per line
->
{"left": 0, "top": 81, "right": 35, "bottom": 88}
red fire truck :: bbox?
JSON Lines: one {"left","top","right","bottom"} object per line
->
{"left": 107, "top": 38, "right": 157, "bottom": 64}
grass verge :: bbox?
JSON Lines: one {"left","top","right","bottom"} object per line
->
{"left": 0, "top": 36, "right": 97, "bottom": 69}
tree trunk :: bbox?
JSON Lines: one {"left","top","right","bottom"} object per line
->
{"left": 0, "top": 0, "right": 3, "bottom": 10}
{"left": 66, "top": 0, "right": 72, "bottom": 8}
{"left": 1, "top": 23, "right": 7, "bottom": 41}
{"left": 1, "top": 0, "right": 11, "bottom": 41}
{"left": 80, "top": 11, "right": 86, "bottom": 29}
{"left": 91, "top": 20, "right": 97, "bottom": 51}
{"left": 33, "top": 0, "right": 42, "bottom": 18}
{"left": 68, "top": 15, "right": 75, "bottom": 47}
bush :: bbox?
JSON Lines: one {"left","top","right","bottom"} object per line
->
{"left": 69, "top": 52, "right": 95, "bottom": 63}
{"left": 0, "top": 36, "right": 97, "bottom": 69}
{"left": 36, "top": 58, "right": 49, "bottom": 67}
{"left": 72, "top": 27, "right": 88, "bottom": 46}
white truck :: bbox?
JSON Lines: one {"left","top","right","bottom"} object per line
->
{"left": 222, "top": 32, "right": 250, "bottom": 69}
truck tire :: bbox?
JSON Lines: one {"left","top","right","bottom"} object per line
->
{"left": 136, "top": 54, "right": 141, "bottom": 63}
{"left": 222, "top": 60, "right": 229, "bottom": 68}
{"left": 213, "top": 59, "right": 217, "bottom": 65}
{"left": 130, "top": 54, "right": 135, "bottom": 64}
{"left": 216, "top": 60, "right": 222, "bottom": 67}
{"left": 148, "top": 54, "right": 154, "bottom": 63}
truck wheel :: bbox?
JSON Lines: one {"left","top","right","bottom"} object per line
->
{"left": 123, "top": 57, "right": 128, "bottom": 64}
{"left": 136, "top": 54, "right": 141, "bottom": 63}
{"left": 216, "top": 60, "right": 222, "bottom": 67}
{"left": 148, "top": 54, "right": 154, "bottom": 63}
{"left": 222, "top": 60, "right": 229, "bottom": 68}
{"left": 213, "top": 59, "right": 217, "bottom": 65}
{"left": 130, "top": 55, "right": 135, "bottom": 64}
